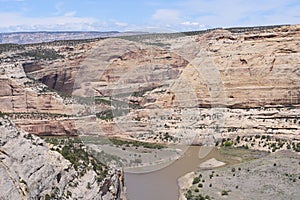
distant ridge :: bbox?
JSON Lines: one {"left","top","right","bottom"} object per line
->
{"left": 118, "top": 24, "right": 293, "bottom": 42}
{"left": 181, "top": 24, "right": 292, "bottom": 36}
{"left": 0, "top": 24, "right": 294, "bottom": 44}
{"left": 0, "top": 31, "right": 147, "bottom": 44}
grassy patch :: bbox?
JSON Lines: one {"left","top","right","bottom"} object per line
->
{"left": 109, "top": 138, "right": 165, "bottom": 149}
{"left": 219, "top": 146, "right": 269, "bottom": 162}
{"left": 131, "top": 86, "right": 161, "bottom": 97}
{"left": 96, "top": 109, "right": 129, "bottom": 120}
{"left": 94, "top": 97, "right": 112, "bottom": 105}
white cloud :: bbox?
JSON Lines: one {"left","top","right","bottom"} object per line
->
{"left": 177, "top": 0, "right": 300, "bottom": 28}
{"left": 181, "top": 21, "right": 199, "bottom": 26}
{"left": 1, "top": 0, "right": 298, "bottom": 32}
{"left": 114, "top": 21, "right": 128, "bottom": 27}
{"left": 64, "top": 11, "right": 77, "bottom": 17}
{"left": 0, "top": 12, "right": 98, "bottom": 31}
{"left": 152, "top": 9, "right": 180, "bottom": 22}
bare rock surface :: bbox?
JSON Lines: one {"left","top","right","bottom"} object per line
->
{"left": 0, "top": 117, "right": 125, "bottom": 200}
{"left": 178, "top": 172, "right": 195, "bottom": 200}
{"left": 199, "top": 158, "right": 226, "bottom": 169}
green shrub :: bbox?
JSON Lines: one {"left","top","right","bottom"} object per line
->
{"left": 224, "top": 141, "right": 233, "bottom": 147}
{"left": 205, "top": 195, "right": 211, "bottom": 200}
{"left": 193, "top": 177, "right": 201, "bottom": 184}
{"left": 0, "top": 111, "right": 6, "bottom": 117}
{"left": 185, "top": 190, "right": 192, "bottom": 199}
{"left": 44, "top": 194, "right": 51, "bottom": 200}
{"left": 221, "top": 190, "right": 229, "bottom": 195}
{"left": 66, "top": 190, "right": 72, "bottom": 197}
{"left": 24, "top": 134, "right": 33, "bottom": 140}
{"left": 87, "top": 182, "right": 91, "bottom": 189}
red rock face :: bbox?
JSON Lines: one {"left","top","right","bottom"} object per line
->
{"left": 15, "top": 119, "right": 77, "bottom": 136}
{"left": 0, "top": 78, "right": 70, "bottom": 113}
{"left": 0, "top": 78, "right": 76, "bottom": 135}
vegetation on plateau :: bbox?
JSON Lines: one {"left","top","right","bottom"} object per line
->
{"left": 219, "top": 134, "right": 300, "bottom": 153}
{"left": 18, "top": 48, "right": 64, "bottom": 60}
{"left": 109, "top": 137, "right": 165, "bottom": 149}
{"left": 44, "top": 137, "right": 108, "bottom": 182}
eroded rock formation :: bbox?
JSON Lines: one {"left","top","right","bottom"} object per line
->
{"left": 0, "top": 118, "right": 125, "bottom": 199}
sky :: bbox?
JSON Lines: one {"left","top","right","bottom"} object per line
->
{"left": 0, "top": 0, "right": 299, "bottom": 32}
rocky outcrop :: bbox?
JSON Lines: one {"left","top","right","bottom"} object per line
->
{"left": 0, "top": 117, "right": 126, "bottom": 199}
{"left": 13, "top": 117, "right": 78, "bottom": 136}
{"left": 171, "top": 25, "right": 300, "bottom": 108}
{"left": 0, "top": 59, "right": 87, "bottom": 135}
{"left": 0, "top": 78, "right": 70, "bottom": 113}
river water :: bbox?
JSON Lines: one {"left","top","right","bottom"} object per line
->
{"left": 124, "top": 146, "right": 232, "bottom": 200}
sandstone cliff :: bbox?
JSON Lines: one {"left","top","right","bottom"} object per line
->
{"left": 24, "top": 25, "right": 300, "bottom": 108}
{"left": 0, "top": 117, "right": 125, "bottom": 200}
{"left": 0, "top": 24, "right": 299, "bottom": 147}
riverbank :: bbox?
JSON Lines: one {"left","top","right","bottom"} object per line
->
{"left": 177, "top": 145, "right": 271, "bottom": 200}
{"left": 182, "top": 150, "right": 300, "bottom": 200}
{"left": 186, "top": 151, "right": 300, "bottom": 200}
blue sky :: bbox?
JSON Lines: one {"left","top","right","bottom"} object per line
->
{"left": 0, "top": 0, "right": 299, "bottom": 32}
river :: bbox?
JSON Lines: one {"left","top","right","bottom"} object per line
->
{"left": 124, "top": 146, "right": 237, "bottom": 200}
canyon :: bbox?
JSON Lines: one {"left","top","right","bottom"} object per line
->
{"left": 0, "top": 24, "right": 299, "bottom": 199}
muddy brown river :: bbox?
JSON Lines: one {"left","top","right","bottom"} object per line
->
{"left": 124, "top": 146, "right": 236, "bottom": 200}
